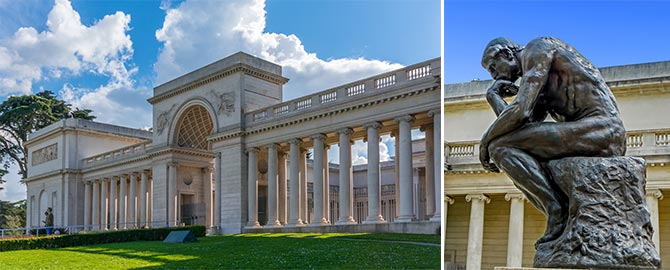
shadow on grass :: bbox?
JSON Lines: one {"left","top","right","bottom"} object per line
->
{"left": 50, "top": 233, "right": 439, "bottom": 269}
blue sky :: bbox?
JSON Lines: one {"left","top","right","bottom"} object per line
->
{"left": 0, "top": 0, "right": 440, "bottom": 201}
{"left": 444, "top": 0, "right": 670, "bottom": 84}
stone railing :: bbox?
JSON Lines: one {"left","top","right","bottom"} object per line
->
{"left": 626, "top": 129, "right": 670, "bottom": 157}
{"left": 81, "top": 141, "right": 152, "bottom": 168}
{"left": 247, "top": 58, "right": 440, "bottom": 124}
{"left": 446, "top": 129, "right": 670, "bottom": 168}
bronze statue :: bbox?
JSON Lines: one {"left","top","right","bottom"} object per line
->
{"left": 479, "top": 37, "right": 627, "bottom": 244}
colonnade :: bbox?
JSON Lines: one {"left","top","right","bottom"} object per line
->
{"left": 246, "top": 111, "right": 442, "bottom": 228}
{"left": 447, "top": 190, "right": 665, "bottom": 270}
{"left": 83, "top": 170, "right": 152, "bottom": 230}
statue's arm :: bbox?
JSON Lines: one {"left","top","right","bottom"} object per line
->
{"left": 482, "top": 40, "right": 554, "bottom": 146}
{"left": 486, "top": 80, "right": 518, "bottom": 116}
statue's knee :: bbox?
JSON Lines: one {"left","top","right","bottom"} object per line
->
{"left": 488, "top": 140, "right": 507, "bottom": 164}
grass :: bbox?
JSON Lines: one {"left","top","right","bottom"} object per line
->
{"left": 0, "top": 233, "right": 439, "bottom": 269}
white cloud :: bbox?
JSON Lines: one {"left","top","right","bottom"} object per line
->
{"left": 0, "top": 0, "right": 144, "bottom": 128}
{"left": 0, "top": 163, "right": 25, "bottom": 202}
{"left": 0, "top": 0, "right": 134, "bottom": 96}
{"left": 154, "top": 0, "right": 403, "bottom": 99}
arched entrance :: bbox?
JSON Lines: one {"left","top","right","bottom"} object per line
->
{"left": 171, "top": 104, "right": 215, "bottom": 226}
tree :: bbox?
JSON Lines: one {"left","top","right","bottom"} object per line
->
{"left": 0, "top": 200, "right": 26, "bottom": 232}
{"left": 0, "top": 91, "right": 95, "bottom": 187}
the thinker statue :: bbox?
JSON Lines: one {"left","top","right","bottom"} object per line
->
{"left": 480, "top": 37, "right": 659, "bottom": 268}
{"left": 480, "top": 36, "right": 626, "bottom": 243}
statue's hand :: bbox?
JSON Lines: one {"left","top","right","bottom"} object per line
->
{"left": 488, "top": 79, "right": 518, "bottom": 97}
{"left": 479, "top": 143, "right": 500, "bottom": 173}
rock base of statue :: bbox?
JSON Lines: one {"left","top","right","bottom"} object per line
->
{"left": 534, "top": 156, "right": 661, "bottom": 269}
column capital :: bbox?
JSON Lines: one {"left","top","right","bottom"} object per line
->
{"left": 505, "top": 193, "right": 526, "bottom": 202}
{"left": 363, "top": 121, "right": 383, "bottom": 130}
{"left": 427, "top": 109, "right": 440, "bottom": 117}
{"left": 288, "top": 138, "right": 303, "bottom": 146}
{"left": 167, "top": 162, "right": 179, "bottom": 168}
{"left": 265, "top": 143, "right": 280, "bottom": 150}
{"left": 246, "top": 147, "right": 260, "bottom": 154}
{"left": 394, "top": 115, "right": 415, "bottom": 124}
{"left": 419, "top": 124, "right": 433, "bottom": 132}
{"left": 466, "top": 194, "right": 490, "bottom": 204}
{"left": 335, "top": 127, "right": 354, "bottom": 136}
{"left": 202, "top": 166, "right": 214, "bottom": 173}
{"left": 647, "top": 189, "right": 664, "bottom": 200}
{"left": 446, "top": 195, "right": 455, "bottom": 205}
{"left": 310, "top": 133, "right": 327, "bottom": 141}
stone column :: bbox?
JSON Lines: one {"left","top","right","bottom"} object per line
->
{"left": 395, "top": 115, "right": 415, "bottom": 222}
{"left": 119, "top": 174, "right": 128, "bottom": 229}
{"left": 429, "top": 110, "right": 442, "bottom": 222}
{"left": 392, "top": 131, "right": 400, "bottom": 219}
{"left": 288, "top": 139, "right": 305, "bottom": 226}
{"left": 92, "top": 180, "right": 100, "bottom": 231}
{"left": 364, "top": 122, "right": 385, "bottom": 224}
{"left": 465, "top": 194, "right": 490, "bottom": 270}
{"left": 109, "top": 176, "right": 117, "bottom": 230}
{"left": 278, "top": 151, "right": 287, "bottom": 225}
{"left": 84, "top": 181, "right": 91, "bottom": 230}
{"left": 128, "top": 173, "right": 137, "bottom": 228}
{"left": 204, "top": 167, "right": 213, "bottom": 228}
{"left": 214, "top": 152, "right": 222, "bottom": 231}
{"left": 505, "top": 193, "right": 525, "bottom": 267}
{"left": 266, "top": 144, "right": 282, "bottom": 227}
{"left": 311, "top": 133, "right": 328, "bottom": 226}
{"left": 246, "top": 147, "right": 261, "bottom": 228}
{"left": 421, "top": 124, "right": 436, "bottom": 218}
{"left": 101, "top": 178, "right": 108, "bottom": 230}
{"left": 323, "top": 145, "right": 331, "bottom": 224}
{"left": 445, "top": 195, "right": 454, "bottom": 228}
{"left": 336, "top": 127, "right": 356, "bottom": 224}
{"left": 646, "top": 189, "right": 663, "bottom": 252}
{"left": 140, "top": 170, "right": 149, "bottom": 228}
{"left": 167, "top": 164, "right": 177, "bottom": 227}
{"left": 300, "top": 148, "right": 308, "bottom": 224}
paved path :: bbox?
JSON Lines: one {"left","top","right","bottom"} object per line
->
{"left": 336, "top": 238, "right": 440, "bottom": 247}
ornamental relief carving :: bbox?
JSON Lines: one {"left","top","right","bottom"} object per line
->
{"left": 211, "top": 90, "right": 235, "bottom": 117}
{"left": 32, "top": 143, "right": 58, "bottom": 166}
{"left": 156, "top": 104, "right": 177, "bottom": 135}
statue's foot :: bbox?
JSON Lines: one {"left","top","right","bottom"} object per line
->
{"left": 535, "top": 208, "right": 567, "bottom": 247}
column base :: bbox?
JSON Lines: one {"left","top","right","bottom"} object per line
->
{"left": 286, "top": 219, "right": 306, "bottom": 227}
{"left": 264, "top": 220, "right": 283, "bottom": 228}
{"left": 363, "top": 215, "right": 386, "bottom": 224}
{"left": 335, "top": 216, "right": 356, "bottom": 225}
{"left": 394, "top": 216, "right": 415, "bottom": 223}
{"left": 245, "top": 221, "right": 261, "bottom": 228}
{"left": 309, "top": 218, "right": 331, "bottom": 226}
{"left": 429, "top": 214, "right": 441, "bottom": 222}
{"left": 208, "top": 226, "right": 220, "bottom": 235}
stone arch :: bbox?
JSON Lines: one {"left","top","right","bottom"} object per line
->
{"left": 169, "top": 99, "right": 218, "bottom": 150}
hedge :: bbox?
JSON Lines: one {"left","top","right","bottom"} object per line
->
{"left": 0, "top": 225, "right": 206, "bottom": 252}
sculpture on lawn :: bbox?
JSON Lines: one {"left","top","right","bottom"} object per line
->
{"left": 480, "top": 36, "right": 660, "bottom": 269}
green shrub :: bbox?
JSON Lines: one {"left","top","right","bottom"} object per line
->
{"left": 0, "top": 225, "right": 206, "bottom": 252}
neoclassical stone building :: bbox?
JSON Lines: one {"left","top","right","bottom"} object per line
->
{"left": 444, "top": 60, "right": 670, "bottom": 269}
{"left": 23, "top": 52, "right": 441, "bottom": 234}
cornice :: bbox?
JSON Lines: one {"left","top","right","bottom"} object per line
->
{"left": 23, "top": 169, "right": 82, "bottom": 183}
{"left": 148, "top": 63, "right": 289, "bottom": 104}
{"left": 244, "top": 84, "right": 438, "bottom": 136}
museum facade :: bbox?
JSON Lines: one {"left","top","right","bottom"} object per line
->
{"left": 444, "top": 60, "right": 670, "bottom": 269}
{"left": 23, "top": 52, "right": 442, "bottom": 234}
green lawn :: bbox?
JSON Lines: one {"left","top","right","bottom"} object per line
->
{"left": 0, "top": 233, "right": 439, "bottom": 269}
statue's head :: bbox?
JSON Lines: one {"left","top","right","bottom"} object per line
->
{"left": 481, "top": 37, "right": 523, "bottom": 81}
